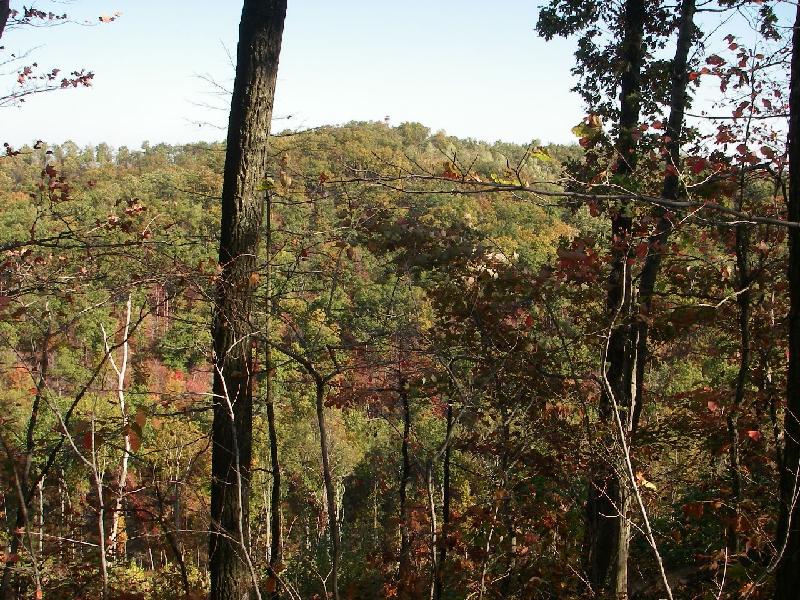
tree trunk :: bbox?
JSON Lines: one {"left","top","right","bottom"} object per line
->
{"left": 585, "top": 0, "right": 646, "bottom": 594}
{"left": 108, "top": 295, "right": 133, "bottom": 560}
{"left": 398, "top": 379, "right": 412, "bottom": 600}
{"left": 775, "top": 2, "right": 800, "bottom": 597}
{"left": 315, "top": 378, "right": 340, "bottom": 600}
{"left": 0, "top": 1, "right": 9, "bottom": 40}
{"left": 433, "top": 400, "right": 452, "bottom": 600}
{"left": 633, "top": 0, "right": 696, "bottom": 412}
{"left": 209, "top": 2, "right": 286, "bottom": 599}
{"left": 265, "top": 191, "right": 283, "bottom": 598}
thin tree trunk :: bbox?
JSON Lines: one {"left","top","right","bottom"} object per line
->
{"left": 153, "top": 479, "right": 190, "bottom": 597}
{"left": 265, "top": 190, "right": 283, "bottom": 598}
{"left": 727, "top": 198, "right": 751, "bottom": 555}
{"left": 633, "top": 0, "right": 696, "bottom": 411}
{"left": 315, "top": 378, "right": 340, "bottom": 600}
{"left": 210, "top": 1, "right": 286, "bottom": 598}
{"left": 107, "top": 295, "right": 133, "bottom": 560}
{"left": 433, "top": 400, "right": 452, "bottom": 600}
{"left": 90, "top": 416, "right": 109, "bottom": 600}
{"left": 775, "top": 2, "right": 800, "bottom": 596}
{"left": 398, "top": 379, "right": 412, "bottom": 600}
{"left": 426, "top": 462, "right": 438, "bottom": 600}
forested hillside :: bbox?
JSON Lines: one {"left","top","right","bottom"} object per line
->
{"left": 2, "top": 1, "right": 800, "bottom": 599}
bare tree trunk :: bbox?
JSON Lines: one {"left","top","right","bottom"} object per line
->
{"left": 210, "top": 1, "right": 286, "bottom": 599}
{"left": 433, "top": 400, "right": 452, "bottom": 600}
{"left": 775, "top": 3, "right": 800, "bottom": 597}
{"left": 426, "top": 462, "right": 438, "bottom": 600}
{"left": 90, "top": 416, "right": 109, "bottom": 600}
{"left": 105, "top": 295, "right": 133, "bottom": 560}
{"left": 315, "top": 379, "right": 340, "bottom": 600}
{"left": 265, "top": 191, "right": 283, "bottom": 598}
{"left": 398, "top": 379, "right": 412, "bottom": 600}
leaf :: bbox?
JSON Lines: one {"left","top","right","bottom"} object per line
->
{"left": 706, "top": 54, "right": 726, "bottom": 66}
{"left": 746, "top": 430, "right": 762, "bottom": 442}
{"left": 530, "top": 147, "right": 552, "bottom": 162}
{"left": 441, "top": 161, "right": 459, "bottom": 180}
{"left": 135, "top": 407, "right": 147, "bottom": 429}
{"left": 682, "top": 502, "right": 704, "bottom": 519}
{"left": 128, "top": 429, "right": 141, "bottom": 453}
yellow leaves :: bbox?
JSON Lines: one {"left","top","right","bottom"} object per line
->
{"left": 571, "top": 114, "right": 604, "bottom": 149}
{"left": 635, "top": 471, "right": 658, "bottom": 492}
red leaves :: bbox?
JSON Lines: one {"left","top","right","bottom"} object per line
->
{"left": 682, "top": 502, "right": 704, "bottom": 519}
{"left": 686, "top": 156, "right": 706, "bottom": 174}
{"left": 746, "top": 430, "right": 762, "bottom": 442}
{"left": 706, "top": 54, "right": 726, "bottom": 67}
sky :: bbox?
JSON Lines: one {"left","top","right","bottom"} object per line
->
{"left": 2, "top": 0, "right": 585, "bottom": 148}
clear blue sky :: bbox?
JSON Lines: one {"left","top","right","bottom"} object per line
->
{"left": 2, "top": 0, "right": 585, "bottom": 148}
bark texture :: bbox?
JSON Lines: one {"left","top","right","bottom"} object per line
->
{"left": 209, "top": 2, "right": 286, "bottom": 599}
{"left": 0, "top": 1, "right": 9, "bottom": 41}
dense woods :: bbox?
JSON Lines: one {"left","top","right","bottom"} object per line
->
{"left": 2, "top": 0, "right": 800, "bottom": 599}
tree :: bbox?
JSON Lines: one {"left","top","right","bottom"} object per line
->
{"left": 209, "top": 1, "right": 287, "bottom": 599}
{"left": 775, "top": 2, "right": 800, "bottom": 596}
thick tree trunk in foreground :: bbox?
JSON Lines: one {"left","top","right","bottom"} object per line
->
{"left": 775, "top": 3, "right": 800, "bottom": 597}
{"left": 585, "top": 0, "right": 645, "bottom": 595}
{"left": 0, "top": 1, "right": 10, "bottom": 40}
{"left": 209, "top": 2, "right": 286, "bottom": 599}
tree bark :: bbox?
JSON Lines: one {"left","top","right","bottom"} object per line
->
{"left": 209, "top": 2, "right": 286, "bottom": 599}
{"left": 775, "top": 2, "right": 800, "bottom": 597}
{"left": 0, "top": 1, "right": 9, "bottom": 41}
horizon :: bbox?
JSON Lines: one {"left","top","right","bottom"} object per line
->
{"left": 2, "top": 0, "right": 585, "bottom": 149}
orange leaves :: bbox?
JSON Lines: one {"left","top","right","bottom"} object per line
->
{"left": 440, "top": 161, "right": 459, "bottom": 181}
{"left": 99, "top": 11, "right": 122, "bottom": 23}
